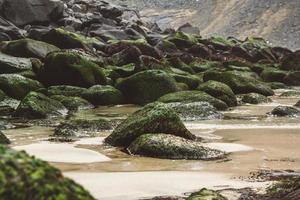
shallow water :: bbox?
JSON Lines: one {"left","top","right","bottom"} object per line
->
{"left": 4, "top": 89, "right": 300, "bottom": 199}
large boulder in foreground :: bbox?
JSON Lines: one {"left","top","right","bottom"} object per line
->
{"left": 204, "top": 71, "right": 274, "bottom": 96}
{"left": 105, "top": 102, "right": 195, "bottom": 148}
{"left": 116, "top": 70, "right": 178, "bottom": 105}
{"left": 0, "top": 74, "right": 43, "bottom": 99}
{"left": 128, "top": 134, "right": 225, "bottom": 160}
{"left": 0, "top": 0, "right": 64, "bottom": 27}
{"left": 0, "top": 52, "right": 32, "bottom": 73}
{"left": 158, "top": 90, "right": 228, "bottom": 111}
{"left": 0, "top": 145, "right": 95, "bottom": 199}
{"left": 15, "top": 92, "right": 67, "bottom": 119}
{"left": 38, "top": 51, "right": 107, "bottom": 87}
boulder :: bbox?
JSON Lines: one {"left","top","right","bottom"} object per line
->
{"left": 50, "top": 95, "right": 93, "bottom": 111}
{"left": 280, "top": 91, "right": 300, "bottom": 97}
{"left": 109, "top": 46, "right": 141, "bottom": 66}
{"left": 260, "top": 67, "right": 288, "bottom": 83}
{"left": 38, "top": 51, "right": 107, "bottom": 87}
{"left": 0, "top": 145, "right": 95, "bottom": 199}
{"left": 269, "top": 106, "right": 300, "bottom": 117}
{"left": 284, "top": 71, "right": 300, "bottom": 86}
{"left": 241, "top": 93, "right": 271, "bottom": 104}
{"left": 128, "top": 134, "right": 225, "bottom": 160}
{"left": 203, "top": 71, "right": 274, "bottom": 96}
{"left": 197, "top": 80, "right": 237, "bottom": 107}
{"left": 105, "top": 102, "right": 195, "bottom": 148}
{"left": 3, "top": 38, "right": 60, "bottom": 59}
{"left": 0, "top": 74, "right": 43, "bottom": 99}
{"left": 177, "top": 23, "right": 200, "bottom": 35}
{"left": 187, "top": 188, "right": 227, "bottom": 200}
{"left": 14, "top": 92, "right": 67, "bottom": 119}
{"left": 0, "top": 131, "right": 10, "bottom": 144}
{"left": 81, "top": 85, "right": 124, "bottom": 105}
{"left": 280, "top": 51, "right": 300, "bottom": 71}
{"left": 0, "top": 0, "right": 64, "bottom": 27}
{"left": 47, "top": 85, "right": 88, "bottom": 97}
{"left": 116, "top": 70, "right": 178, "bottom": 105}
{"left": 158, "top": 91, "right": 228, "bottom": 111}
{"left": 171, "top": 73, "right": 201, "bottom": 90}
{"left": 0, "top": 52, "right": 32, "bottom": 73}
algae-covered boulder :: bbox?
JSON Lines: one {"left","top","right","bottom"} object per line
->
{"left": 0, "top": 131, "right": 10, "bottom": 144}
{"left": 187, "top": 188, "right": 227, "bottom": 200}
{"left": 82, "top": 85, "right": 124, "bottom": 105}
{"left": 0, "top": 74, "right": 43, "bottom": 99}
{"left": 39, "top": 51, "right": 107, "bottom": 87}
{"left": 158, "top": 91, "right": 228, "bottom": 110}
{"left": 260, "top": 67, "right": 288, "bottom": 83}
{"left": 3, "top": 38, "right": 60, "bottom": 59}
{"left": 48, "top": 85, "right": 88, "bottom": 97}
{"left": 166, "top": 102, "right": 223, "bottom": 121}
{"left": 197, "top": 80, "right": 237, "bottom": 107}
{"left": 105, "top": 102, "right": 195, "bottom": 148}
{"left": 241, "top": 93, "right": 271, "bottom": 104}
{"left": 42, "top": 28, "right": 103, "bottom": 50}
{"left": 280, "top": 51, "right": 300, "bottom": 71}
{"left": 171, "top": 73, "right": 201, "bottom": 90}
{"left": 128, "top": 134, "right": 225, "bottom": 160}
{"left": 203, "top": 71, "right": 274, "bottom": 96}
{"left": 116, "top": 70, "right": 178, "bottom": 105}
{"left": 15, "top": 92, "right": 67, "bottom": 119}
{"left": 0, "top": 145, "right": 95, "bottom": 200}
{"left": 269, "top": 106, "right": 300, "bottom": 117}
{"left": 51, "top": 95, "right": 93, "bottom": 111}
{"left": 0, "top": 52, "right": 33, "bottom": 73}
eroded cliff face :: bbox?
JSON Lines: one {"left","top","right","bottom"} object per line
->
{"left": 111, "top": 0, "right": 300, "bottom": 50}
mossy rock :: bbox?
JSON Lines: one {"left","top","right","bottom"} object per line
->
{"left": 128, "top": 134, "right": 225, "bottom": 160}
{"left": 280, "top": 91, "right": 300, "bottom": 97}
{"left": 166, "top": 102, "right": 223, "bottom": 121}
{"left": 189, "top": 60, "right": 222, "bottom": 73}
{"left": 280, "top": 51, "right": 300, "bottom": 71}
{"left": 82, "top": 85, "right": 124, "bottom": 106}
{"left": 105, "top": 102, "right": 195, "bottom": 148}
{"left": 203, "top": 71, "right": 274, "bottom": 96}
{"left": 187, "top": 188, "right": 227, "bottom": 200}
{"left": 110, "top": 46, "right": 141, "bottom": 66}
{"left": 0, "top": 74, "right": 43, "bottom": 100}
{"left": 116, "top": 70, "right": 178, "bottom": 105}
{"left": 171, "top": 73, "right": 201, "bottom": 89}
{"left": 284, "top": 71, "right": 300, "bottom": 86}
{"left": 48, "top": 85, "right": 88, "bottom": 97}
{"left": 267, "top": 82, "right": 288, "bottom": 89}
{"left": 15, "top": 92, "right": 67, "bottom": 119}
{"left": 53, "top": 118, "right": 112, "bottom": 140}
{"left": 197, "top": 80, "right": 237, "bottom": 107}
{"left": 42, "top": 28, "right": 103, "bottom": 50}
{"left": 110, "top": 63, "right": 136, "bottom": 77}
{"left": 51, "top": 95, "right": 93, "bottom": 111}
{"left": 269, "top": 106, "right": 300, "bottom": 117}
{"left": 39, "top": 51, "right": 107, "bottom": 87}
{"left": 3, "top": 38, "right": 60, "bottom": 59}
{"left": 0, "top": 131, "right": 10, "bottom": 144}
{"left": 0, "top": 52, "right": 32, "bottom": 73}
{"left": 260, "top": 67, "right": 288, "bottom": 83}
{"left": 158, "top": 90, "right": 228, "bottom": 111}
{"left": 0, "top": 145, "right": 95, "bottom": 200}
{"left": 168, "top": 31, "right": 198, "bottom": 49}
{"left": 241, "top": 93, "right": 271, "bottom": 104}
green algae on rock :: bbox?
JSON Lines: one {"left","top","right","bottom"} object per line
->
{"left": 47, "top": 85, "right": 88, "bottom": 97}
{"left": 241, "top": 93, "right": 271, "bottom": 104}
{"left": 105, "top": 102, "right": 195, "bottom": 148}
{"left": 50, "top": 95, "right": 93, "bottom": 111}
{"left": 0, "top": 145, "right": 95, "bottom": 200}
{"left": 128, "top": 134, "right": 225, "bottom": 160}
{"left": 187, "top": 188, "right": 227, "bottom": 200}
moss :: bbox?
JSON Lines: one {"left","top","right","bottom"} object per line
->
{"left": 110, "top": 63, "right": 136, "bottom": 77}
{"left": 51, "top": 95, "right": 93, "bottom": 111}
{"left": 105, "top": 102, "right": 195, "bottom": 148}
{"left": 267, "top": 82, "right": 288, "bottom": 89}
{"left": 0, "top": 132, "right": 10, "bottom": 144}
{"left": 116, "top": 70, "right": 178, "bottom": 105}
{"left": 241, "top": 93, "right": 271, "bottom": 104}
{"left": 48, "top": 85, "right": 88, "bottom": 97}
{"left": 128, "top": 134, "right": 225, "bottom": 160}
{"left": 15, "top": 92, "right": 67, "bottom": 119}
{"left": 171, "top": 73, "right": 201, "bottom": 89}
{"left": 210, "top": 36, "right": 236, "bottom": 47}
{"left": 197, "top": 80, "right": 237, "bottom": 107}
{"left": 175, "top": 31, "right": 198, "bottom": 44}
{"left": 187, "top": 188, "right": 227, "bottom": 200}
{"left": 0, "top": 145, "right": 95, "bottom": 200}
{"left": 189, "top": 60, "right": 222, "bottom": 73}
{"left": 261, "top": 67, "right": 288, "bottom": 83}
{"left": 158, "top": 90, "right": 228, "bottom": 111}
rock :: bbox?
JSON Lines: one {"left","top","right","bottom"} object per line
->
{"left": 281, "top": 51, "right": 300, "bottom": 71}
{"left": 171, "top": 73, "right": 201, "bottom": 90}
{"left": 284, "top": 71, "right": 300, "bottom": 86}
{"left": 269, "top": 106, "right": 300, "bottom": 117}
{"left": 267, "top": 82, "right": 288, "bottom": 89}
{"left": 166, "top": 102, "right": 223, "bottom": 121}
{"left": 105, "top": 102, "right": 195, "bottom": 148}
{"left": 38, "top": 51, "right": 107, "bottom": 87}
{"left": 116, "top": 70, "right": 178, "bottom": 105}
{"left": 0, "top": 131, "right": 10, "bottom": 144}
{"left": 280, "top": 91, "right": 300, "bottom": 97}
{"left": 0, "top": 0, "right": 64, "bottom": 27}
{"left": 158, "top": 91, "right": 228, "bottom": 111}
{"left": 98, "top": 4, "right": 123, "bottom": 19}
{"left": 42, "top": 28, "right": 103, "bottom": 50}
{"left": 177, "top": 23, "right": 200, "bottom": 35}
{"left": 0, "top": 16, "right": 25, "bottom": 40}
{"left": 168, "top": 31, "right": 198, "bottom": 49}
{"left": 110, "top": 46, "right": 142, "bottom": 66}
{"left": 0, "top": 52, "right": 32, "bottom": 73}
{"left": 0, "top": 74, "right": 43, "bottom": 99}
{"left": 0, "top": 145, "right": 95, "bottom": 199}
{"left": 51, "top": 95, "right": 93, "bottom": 111}
{"left": 53, "top": 118, "right": 112, "bottom": 140}
{"left": 128, "top": 134, "right": 225, "bottom": 160}
{"left": 14, "top": 92, "right": 67, "bottom": 119}
{"left": 295, "top": 100, "right": 300, "bottom": 108}
{"left": 3, "top": 38, "right": 60, "bottom": 59}
{"left": 47, "top": 85, "right": 88, "bottom": 97}
{"left": 203, "top": 71, "right": 274, "bottom": 96}
{"left": 260, "top": 67, "right": 288, "bottom": 83}
{"left": 241, "top": 93, "right": 271, "bottom": 104}
{"left": 139, "top": 55, "right": 166, "bottom": 70}
{"left": 187, "top": 188, "right": 227, "bottom": 200}
{"left": 81, "top": 85, "right": 124, "bottom": 105}
{"left": 197, "top": 80, "right": 237, "bottom": 107}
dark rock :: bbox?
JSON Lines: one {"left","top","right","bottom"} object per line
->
{"left": 110, "top": 46, "right": 142, "bottom": 66}
{"left": 0, "top": 131, "right": 10, "bottom": 144}
{"left": 284, "top": 71, "right": 300, "bottom": 86}
{"left": 260, "top": 67, "right": 288, "bottom": 83}
{"left": 47, "top": 85, "right": 88, "bottom": 97}
{"left": 51, "top": 95, "right": 93, "bottom": 111}
{"left": 171, "top": 73, "right": 201, "bottom": 90}
{"left": 0, "top": 52, "right": 32, "bottom": 73}
{"left": 280, "top": 51, "right": 300, "bottom": 71}
{"left": 177, "top": 23, "right": 200, "bottom": 35}
{"left": 241, "top": 93, "right": 271, "bottom": 104}
{"left": 269, "top": 106, "right": 300, "bottom": 117}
